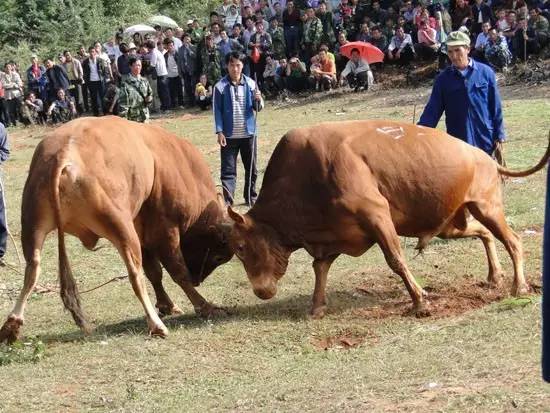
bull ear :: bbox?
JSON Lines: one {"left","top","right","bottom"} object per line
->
{"left": 228, "top": 206, "right": 247, "bottom": 226}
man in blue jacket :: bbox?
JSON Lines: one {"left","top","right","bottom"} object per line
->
{"left": 0, "top": 122, "right": 9, "bottom": 266}
{"left": 418, "top": 31, "right": 505, "bottom": 156}
{"left": 214, "top": 51, "right": 263, "bottom": 206}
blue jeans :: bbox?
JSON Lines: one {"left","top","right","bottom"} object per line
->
{"left": 220, "top": 137, "right": 257, "bottom": 205}
{"left": 0, "top": 176, "right": 7, "bottom": 258}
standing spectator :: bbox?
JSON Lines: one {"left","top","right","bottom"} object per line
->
{"left": 485, "top": 28, "right": 512, "bottom": 70}
{"left": 201, "top": 34, "right": 224, "bottom": 86}
{"left": 213, "top": 51, "right": 263, "bottom": 207}
{"left": 218, "top": 0, "right": 234, "bottom": 18}
{"left": 0, "top": 80, "right": 7, "bottom": 126}
{"left": 195, "top": 73, "right": 213, "bottom": 110}
{"left": 63, "top": 51, "right": 84, "bottom": 114}
{"left": 44, "top": 57, "right": 70, "bottom": 108}
{"left": 272, "top": 1, "right": 284, "bottom": 22}
{"left": 219, "top": 29, "right": 245, "bottom": 72}
{"left": 318, "top": 2, "right": 336, "bottom": 47}
{"left": 471, "top": 0, "right": 494, "bottom": 36}
{"left": 369, "top": 1, "right": 388, "bottom": 26}
{"left": 283, "top": 1, "right": 302, "bottom": 57}
{"left": 269, "top": 17, "right": 287, "bottom": 60}
{"left": 116, "top": 43, "right": 132, "bottom": 83}
{"left": 177, "top": 33, "right": 198, "bottom": 107}
{"left": 83, "top": 46, "right": 108, "bottom": 116}
{"left": 418, "top": 31, "right": 505, "bottom": 156}
{"left": 26, "top": 55, "right": 47, "bottom": 99}
{"left": 339, "top": 48, "right": 371, "bottom": 91}
{"left": 164, "top": 39, "right": 184, "bottom": 108}
{"left": 249, "top": 21, "right": 273, "bottom": 87}
{"left": 302, "top": 7, "right": 323, "bottom": 64}
{"left": 76, "top": 46, "right": 90, "bottom": 112}
{"left": 119, "top": 57, "right": 153, "bottom": 123}
{"left": 147, "top": 39, "right": 171, "bottom": 112}
{"left": 356, "top": 23, "right": 371, "bottom": 42}
{"left": 0, "top": 121, "right": 9, "bottom": 266}
{"left": 164, "top": 28, "right": 183, "bottom": 50}
{"left": 94, "top": 41, "right": 114, "bottom": 84}
{"left": 188, "top": 19, "right": 204, "bottom": 45}
{"left": 1, "top": 63, "right": 23, "bottom": 127}
{"left": 334, "top": 31, "right": 350, "bottom": 73}
{"left": 47, "top": 88, "right": 77, "bottom": 124}
{"left": 387, "top": 26, "right": 415, "bottom": 64}
{"left": 451, "top": 0, "right": 473, "bottom": 30}
{"left": 225, "top": 4, "right": 243, "bottom": 31}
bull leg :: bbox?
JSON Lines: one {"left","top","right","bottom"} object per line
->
{"left": 156, "top": 229, "right": 224, "bottom": 318}
{"left": 310, "top": 255, "right": 339, "bottom": 319}
{"left": 359, "top": 206, "right": 429, "bottom": 317}
{"left": 0, "top": 230, "right": 47, "bottom": 344}
{"left": 142, "top": 248, "right": 183, "bottom": 317}
{"left": 105, "top": 217, "right": 167, "bottom": 337}
{"left": 468, "top": 202, "right": 529, "bottom": 296}
{"left": 438, "top": 219, "right": 504, "bottom": 287}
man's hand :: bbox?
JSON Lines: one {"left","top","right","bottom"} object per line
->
{"left": 254, "top": 89, "right": 262, "bottom": 101}
{"left": 396, "top": 50, "right": 401, "bottom": 59}
{"left": 217, "top": 132, "right": 227, "bottom": 147}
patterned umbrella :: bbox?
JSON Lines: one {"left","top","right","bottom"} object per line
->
{"left": 340, "top": 41, "right": 385, "bottom": 64}
{"left": 148, "top": 15, "right": 178, "bottom": 28}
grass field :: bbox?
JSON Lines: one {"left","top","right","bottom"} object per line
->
{"left": 0, "top": 83, "right": 549, "bottom": 412}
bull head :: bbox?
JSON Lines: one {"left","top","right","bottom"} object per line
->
{"left": 227, "top": 206, "right": 290, "bottom": 300}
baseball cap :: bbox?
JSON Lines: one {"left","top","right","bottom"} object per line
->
{"left": 446, "top": 30, "right": 471, "bottom": 47}
{"left": 187, "top": 19, "right": 194, "bottom": 25}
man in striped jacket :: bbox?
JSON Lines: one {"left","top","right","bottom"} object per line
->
{"left": 213, "top": 51, "right": 263, "bottom": 207}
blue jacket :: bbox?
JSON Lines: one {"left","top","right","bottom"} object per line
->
{"left": 0, "top": 122, "right": 9, "bottom": 164}
{"left": 213, "top": 74, "right": 262, "bottom": 138}
{"left": 418, "top": 59, "right": 505, "bottom": 155}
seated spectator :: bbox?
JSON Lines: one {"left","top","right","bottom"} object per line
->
{"left": 528, "top": 8, "right": 549, "bottom": 49}
{"left": 285, "top": 56, "right": 308, "bottom": 92}
{"left": 262, "top": 55, "right": 280, "bottom": 97}
{"left": 387, "top": 27, "right": 415, "bottom": 65}
{"left": 472, "top": 21, "right": 491, "bottom": 62}
{"left": 310, "top": 48, "right": 337, "bottom": 91}
{"left": 415, "top": 7, "right": 437, "bottom": 30}
{"left": 47, "top": 88, "right": 76, "bottom": 124}
{"left": 274, "top": 58, "right": 288, "bottom": 94}
{"left": 451, "top": 0, "right": 473, "bottom": 31}
{"left": 356, "top": 23, "right": 371, "bottom": 42}
{"left": 318, "top": 2, "right": 336, "bottom": 47}
{"left": 334, "top": 32, "right": 350, "bottom": 73}
{"left": 485, "top": 28, "right": 512, "bottom": 69}
{"left": 503, "top": 10, "right": 519, "bottom": 41}
{"left": 21, "top": 92, "right": 45, "bottom": 125}
{"left": 415, "top": 19, "right": 439, "bottom": 60}
{"left": 513, "top": 16, "right": 541, "bottom": 60}
{"left": 495, "top": 9, "right": 510, "bottom": 32}
{"left": 195, "top": 74, "right": 212, "bottom": 110}
{"left": 339, "top": 48, "right": 371, "bottom": 92}
{"left": 369, "top": 26, "right": 389, "bottom": 53}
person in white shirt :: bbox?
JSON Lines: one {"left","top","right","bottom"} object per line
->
{"left": 164, "top": 39, "right": 183, "bottom": 108}
{"left": 387, "top": 26, "right": 415, "bottom": 64}
{"left": 474, "top": 21, "right": 491, "bottom": 59}
{"left": 340, "top": 48, "right": 372, "bottom": 91}
{"left": 164, "top": 28, "right": 183, "bottom": 50}
{"left": 147, "top": 39, "right": 171, "bottom": 111}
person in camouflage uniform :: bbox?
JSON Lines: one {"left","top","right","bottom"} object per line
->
{"left": 201, "top": 34, "right": 223, "bottom": 85}
{"left": 269, "top": 17, "right": 287, "bottom": 60}
{"left": 119, "top": 57, "right": 153, "bottom": 123}
{"left": 302, "top": 7, "right": 323, "bottom": 64}
{"left": 317, "top": 2, "right": 336, "bottom": 47}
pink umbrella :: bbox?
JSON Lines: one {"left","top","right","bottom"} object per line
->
{"left": 340, "top": 41, "right": 384, "bottom": 64}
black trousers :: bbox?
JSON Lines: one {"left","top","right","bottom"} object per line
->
{"left": 182, "top": 73, "right": 196, "bottom": 106}
{"left": 69, "top": 80, "right": 84, "bottom": 113}
{"left": 157, "top": 75, "right": 171, "bottom": 111}
{"left": 346, "top": 71, "right": 368, "bottom": 89}
{"left": 220, "top": 137, "right": 258, "bottom": 205}
{"left": 168, "top": 76, "right": 184, "bottom": 108}
{"left": 87, "top": 81, "right": 104, "bottom": 116}
{"left": 5, "top": 98, "right": 20, "bottom": 127}
{"left": 0, "top": 178, "right": 7, "bottom": 258}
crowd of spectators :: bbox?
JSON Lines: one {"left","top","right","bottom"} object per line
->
{"left": 0, "top": 0, "right": 548, "bottom": 127}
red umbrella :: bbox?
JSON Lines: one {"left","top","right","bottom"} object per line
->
{"left": 340, "top": 41, "right": 384, "bottom": 64}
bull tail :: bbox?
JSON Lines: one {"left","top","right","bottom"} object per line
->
{"left": 497, "top": 131, "right": 550, "bottom": 178}
{"left": 51, "top": 154, "right": 89, "bottom": 333}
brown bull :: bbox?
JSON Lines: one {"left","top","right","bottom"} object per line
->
{"left": 227, "top": 120, "right": 549, "bottom": 318}
{"left": 0, "top": 116, "right": 233, "bottom": 343}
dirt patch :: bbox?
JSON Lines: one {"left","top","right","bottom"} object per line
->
{"left": 352, "top": 279, "right": 519, "bottom": 320}
{"left": 310, "top": 329, "right": 375, "bottom": 351}
{"left": 151, "top": 113, "right": 205, "bottom": 123}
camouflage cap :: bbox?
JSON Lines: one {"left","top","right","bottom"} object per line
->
{"left": 446, "top": 30, "right": 471, "bottom": 47}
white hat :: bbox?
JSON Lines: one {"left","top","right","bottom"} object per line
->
{"left": 187, "top": 19, "right": 194, "bottom": 25}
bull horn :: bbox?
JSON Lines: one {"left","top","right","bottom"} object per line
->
{"left": 216, "top": 192, "right": 227, "bottom": 218}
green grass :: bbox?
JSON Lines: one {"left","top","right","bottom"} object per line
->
{"left": 0, "top": 84, "right": 549, "bottom": 412}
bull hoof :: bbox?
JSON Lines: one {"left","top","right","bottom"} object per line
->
{"left": 157, "top": 304, "right": 184, "bottom": 318}
{"left": 486, "top": 272, "right": 504, "bottom": 289}
{"left": 195, "top": 303, "right": 229, "bottom": 319}
{"left": 0, "top": 316, "right": 24, "bottom": 344}
{"left": 149, "top": 323, "right": 169, "bottom": 338}
{"left": 511, "top": 283, "right": 531, "bottom": 297}
{"left": 407, "top": 302, "right": 431, "bottom": 318}
{"left": 309, "top": 306, "right": 327, "bottom": 320}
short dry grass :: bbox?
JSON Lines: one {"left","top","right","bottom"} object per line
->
{"left": 0, "top": 83, "right": 549, "bottom": 412}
